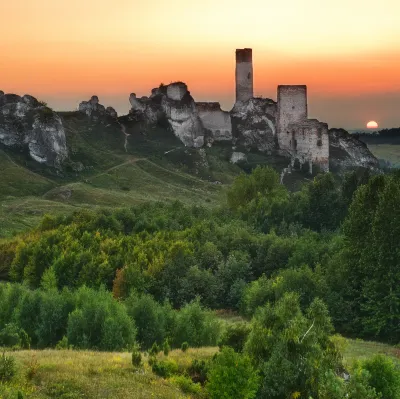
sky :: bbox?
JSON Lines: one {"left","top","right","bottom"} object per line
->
{"left": 2, "top": 0, "right": 400, "bottom": 129}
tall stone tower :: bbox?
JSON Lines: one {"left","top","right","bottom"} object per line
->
{"left": 235, "top": 48, "right": 253, "bottom": 103}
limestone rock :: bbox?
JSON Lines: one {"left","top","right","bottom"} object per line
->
{"left": 196, "top": 102, "right": 232, "bottom": 142}
{"left": 129, "top": 83, "right": 205, "bottom": 147}
{"left": 230, "top": 98, "right": 277, "bottom": 153}
{"left": 0, "top": 92, "right": 67, "bottom": 168}
{"left": 231, "top": 152, "right": 247, "bottom": 164}
{"left": 329, "top": 128, "right": 379, "bottom": 171}
{"left": 78, "top": 96, "right": 117, "bottom": 119}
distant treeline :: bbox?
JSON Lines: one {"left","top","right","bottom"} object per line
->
{"left": 356, "top": 127, "right": 400, "bottom": 144}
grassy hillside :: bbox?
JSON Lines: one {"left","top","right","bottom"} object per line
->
{"left": 0, "top": 113, "right": 242, "bottom": 238}
{"left": 1, "top": 340, "right": 398, "bottom": 399}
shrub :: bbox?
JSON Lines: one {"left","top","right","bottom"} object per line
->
{"left": 149, "top": 342, "right": 160, "bottom": 356}
{"left": 181, "top": 342, "right": 189, "bottom": 352}
{"left": 55, "top": 336, "right": 69, "bottom": 350}
{"left": 163, "top": 339, "right": 170, "bottom": 356}
{"left": 131, "top": 345, "right": 142, "bottom": 369}
{"left": 218, "top": 322, "right": 250, "bottom": 353}
{"left": 170, "top": 375, "right": 202, "bottom": 395}
{"left": 0, "top": 351, "right": 16, "bottom": 382}
{"left": 360, "top": 355, "right": 400, "bottom": 399}
{"left": 151, "top": 359, "right": 179, "bottom": 378}
{"left": 188, "top": 359, "right": 209, "bottom": 385}
{"left": 207, "top": 347, "right": 259, "bottom": 399}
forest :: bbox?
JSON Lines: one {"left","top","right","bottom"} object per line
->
{"left": 0, "top": 166, "right": 400, "bottom": 398}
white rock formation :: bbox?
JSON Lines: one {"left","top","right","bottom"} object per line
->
{"left": 196, "top": 102, "right": 232, "bottom": 142}
{"left": 231, "top": 152, "right": 247, "bottom": 164}
{"left": 129, "top": 83, "right": 205, "bottom": 148}
{"left": 231, "top": 98, "right": 277, "bottom": 152}
{"left": 329, "top": 128, "right": 379, "bottom": 171}
{"left": 0, "top": 92, "right": 67, "bottom": 168}
{"left": 78, "top": 96, "right": 117, "bottom": 119}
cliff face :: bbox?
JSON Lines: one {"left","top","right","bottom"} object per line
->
{"left": 329, "top": 128, "right": 379, "bottom": 171}
{"left": 230, "top": 98, "right": 277, "bottom": 153}
{"left": 129, "top": 83, "right": 204, "bottom": 147}
{"left": 0, "top": 92, "right": 67, "bottom": 168}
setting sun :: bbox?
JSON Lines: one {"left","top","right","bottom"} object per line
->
{"left": 367, "top": 121, "right": 379, "bottom": 129}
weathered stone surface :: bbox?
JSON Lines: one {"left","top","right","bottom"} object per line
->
{"left": 129, "top": 83, "right": 205, "bottom": 147}
{"left": 78, "top": 96, "right": 117, "bottom": 119}
{"left": 230, "top": 98, "right": 277, "bottom": 152}
{"left": 231, "top": 151, "right": 247, "bottom": 164}
{"left": 0, "top": 92, "right": 67, "bottom": 168}
{"left": 329, "top": 128, "right": 379, "bottom": 171}
{"left": 196, "top": 102, "right": 232, "bottom": 142}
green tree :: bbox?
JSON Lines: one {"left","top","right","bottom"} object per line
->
{"left": 207, "top": 347, "right": 259, "bottom": 399}
{"left": 245, "top": 293, "right": 342, "bottom": 399}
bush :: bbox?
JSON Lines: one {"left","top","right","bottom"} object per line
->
{"left": 149, "top": 342, "right": 160, "bottom": 356}
{"left": 163, "top": 339, "right": 170, "bottom": 356}
{"left": 218, "top": 322, "right": 250, "bottom": 353}
{"left": 360, "top": 355, "right": 400, "bottom": 399}
{"left": 207, "top": 347, "right": 259, "bottom": 399}
{"left": 170, "top": 375, "right": 202, "bottom": 395}
{"left": 0, "top": 351, "right": 16, "bottom": 382}
{"left": 151, "top": 359, "right": 179, "bottom": 378}
{"left": 131, "top": 345, "right": 142, "bottom": 369}
{"left": 188, "top": 359, "right": 209, "bottom": 385}
{"left": 181, "top": 342, "right": 189, "bottom": 352}
{"left": 55, "top": 336, "right": 69, "bottom": 350}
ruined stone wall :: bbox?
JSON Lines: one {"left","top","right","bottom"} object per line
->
{"left": 289, "top": 119, "right": 329, "bottom": 172}
{"left": 235, "top": 49, "right": 253, "bottom": 103}
{"left": 196, "top": 102, "right": 232, "bottom": 141}
{"left": 277, "top": 85, "right": 308, "bottom": 151}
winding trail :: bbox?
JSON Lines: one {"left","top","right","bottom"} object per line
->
{"left": 117, "top": 121, "right": 130, "bottom": 152}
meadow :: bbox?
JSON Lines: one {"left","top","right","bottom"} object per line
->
{"left": 1, "top": 339, "right": 399, "bottom": 399}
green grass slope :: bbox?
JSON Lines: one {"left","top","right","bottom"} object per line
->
{"left": 0, "top": 113, "right": 238, "bottom": 238}
{"left": 1, "top": 340, "right": 398, "bottom": 399}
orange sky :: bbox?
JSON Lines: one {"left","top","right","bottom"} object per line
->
{"left": 2, "top": 0, "right": 400, "bottom": 128}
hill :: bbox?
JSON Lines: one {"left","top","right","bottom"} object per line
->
{"left": 0, "top": 112, "right": 238, "bottom": 238}
{"left": 0, "top": 109, "right": 313, "bottom": 238}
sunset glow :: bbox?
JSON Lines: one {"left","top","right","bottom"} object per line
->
{"left": 2, "top": 0, "right": 400, "bottom": 128}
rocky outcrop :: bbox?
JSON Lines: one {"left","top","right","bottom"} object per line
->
{"left": 129, "top": 83, "right": 205, "bottom": 147}
{"left": 0, "top": 92, "right": 67, "bottom": 168}
{"left": 231, "top": 152, "right": 247, "bottom": 164}
{"left": 329, "top": 128, "right": 379, "bottom": 171}
{"left": 231, "top": 98, "right": 277, "bottom": 153}
{"left": 196, "top": 102, "right": 232, "bottom": 143}
{"left": 78, "top": 96, "right": 117, "bottom": 119}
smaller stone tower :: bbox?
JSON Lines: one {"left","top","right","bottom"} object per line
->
{"left": 235, "top": 48, "right": 253, "bottom": 103}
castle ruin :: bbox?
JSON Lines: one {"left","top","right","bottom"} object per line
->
{"left": 128, "top": 48, "right": 331, "bottom": 173}
{"left": 234, "top": 49, "right": 329, "bottom": 172}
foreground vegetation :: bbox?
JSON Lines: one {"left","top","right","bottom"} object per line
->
{"left": 0, "top": 339, "right": 398, "bottom": 399}
{"left": 1, "top": 164, "right": 400, "bottom": 398}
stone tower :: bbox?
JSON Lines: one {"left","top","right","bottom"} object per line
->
{"left": 235, "top": 48, "right": 253, "bottom": 103}
{"left": 277, "top": 85, "right": 308, "bottom": 150}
